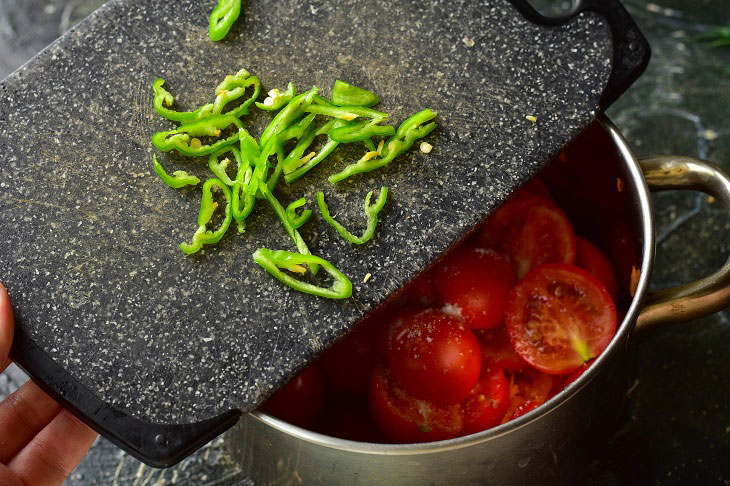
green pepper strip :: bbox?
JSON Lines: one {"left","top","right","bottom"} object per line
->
{"left": 152, "top": 71, "right": 259, "bottom": 123}
{"left": 316, "top": 187, "right": 388, "bottom": 245}
{"left": 331, "top": 80, "right": 379, "bottom": 107}
{"left": 232, "top": 129, "right": 262, "bottom": 228}
{"left": 328, "top": 109, "right": 437, "bottom": 183}
{"left": 257, "top": 177, "right": 319, "bottom": 275}
{"left": 304, "top": 104, "right": 392, "bottom": 143}
{"left": 260, "top": 88, "right": 318, "bottom": 148}
{"left": 180, "top": 178, "right": 232, "bottom": 254}
{"left": 209, "top": 0, "right": 242, "bottom": 42}
{"left": 256, "top": 82, "right": 296, "bottom": 111}
{"left": 152, "top": 155, "right": 200, "bottom": 188}
{"left": 151, "top": 114, "right": 244, "bottom": 157}
{"left": 282, "top": 119, "right": 348, "bottom": 184}
{"left": 253, "top": 248, "right": 352, "bottom": 299}
{"left": 255, "top": 136, "right": 285, "bottom": 199}
{"left": 286, "top": 198, "right": 312, "bottom": 229}
{"left": 208, "top": 146, "right": 246, "bottom": 186}
{"left": 279, "top": 113, "right": 317, "bottom": 141}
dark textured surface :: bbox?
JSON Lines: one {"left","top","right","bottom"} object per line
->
{"left": 3, "top": 1, "right": 729, "bottom": 485}
{"left": 0, "top": 0, "right": 611, "bottom": 423}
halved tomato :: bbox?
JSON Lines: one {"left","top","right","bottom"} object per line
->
{"left": 462, "top": 366, "right": 510, "bottom": 435}
{"left": 504, "top": 264, "right": 617, "bottom": 374}
{"left": 434, "top": 247, "right": 516, "bottom": 329}
{"left": 479, "top": 194, "right": 576, "bottom": 278}
{"left": 514, "top": 178, "right": 553, "bottom": 201}
{"left": 369, "top": 364, "right": 464, "bottom": 443}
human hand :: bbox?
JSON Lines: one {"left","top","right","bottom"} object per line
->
{"left": 0, "top": 282, "right": 97, "bottom": 486}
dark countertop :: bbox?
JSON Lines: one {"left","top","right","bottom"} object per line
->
{"left": 1, "top": 0, "right": 728, "bottom": 484}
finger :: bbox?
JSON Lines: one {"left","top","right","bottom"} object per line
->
{"left": 0, "top": 381, "right": 61, "bottom": 463}
{"left": 8, "top": 409, "right": 97, "bottom": 486}
{"left": 0, "top": 281, "right": 14, "bottom": 373}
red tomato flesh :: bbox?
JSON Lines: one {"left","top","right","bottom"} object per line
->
{"left": 505, "top": 264, "right": 617, "bottom": 374}
{"left": 434, "top": 247, "right": 516, "bottom": 329}
{"left": 515, "top": 178, "right": 553, "bottom": 201}
{"left": 479, "top": 194, "right": 576, "bottom": 278}
{"left": 386, "top": 309, "right": 481, "bottom": 405}
{"left": 509, "top": 401, "right": 540, "bottom": 420}
{"left": 261, "top": 364, "right": 326, "bottom": 429}
{"left": 575, "top": 236, "right": 618, "bottom": 301}
{"left": 369, "top": 364, "right": 464, "bottom": 443}
{"left": 463, "top": 366, "right": 510, "bottom": 435}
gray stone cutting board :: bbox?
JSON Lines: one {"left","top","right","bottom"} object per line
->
{"left": 0, "top": 0, "right": 648, "bottom": 466}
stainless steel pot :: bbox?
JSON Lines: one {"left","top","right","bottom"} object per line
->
{"left": 225, "top": 116, "right": 730, "bottom": 485}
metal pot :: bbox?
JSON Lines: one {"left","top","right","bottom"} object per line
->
{"left": 225, "top": 116, "right": 730, "bottom": 485}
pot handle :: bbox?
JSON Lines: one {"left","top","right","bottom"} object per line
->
{"left": 635, "top": 156, "right": 730, "bottom": 332}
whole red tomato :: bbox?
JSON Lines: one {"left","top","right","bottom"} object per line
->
{"left": 434, "top": 247, "right": 516, "bottom": 329}
{"left": 386, "top": 309, "right": 482, "bottom": 405}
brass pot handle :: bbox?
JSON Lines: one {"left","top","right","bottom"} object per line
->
{"left": 636, "top": 156, "right": 730, "bottom": 332}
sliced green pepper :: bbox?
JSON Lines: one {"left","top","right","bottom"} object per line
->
{"left": 152, "top": 71, "right": 259, "bottom": 123}
{"left": 256, "top": 82, "right": 296, "bottom": 111}
{"left": 331, "top": 80, "right": 379, "bottom": 107}
{"left": 151, "top": 114, "right": 244, "bottom": 157}
{"left": 305, "top": 104, "right": 388, "bottom": 121}
{"left": 282, "top": 119, "right": 348, "bottom": 184}
{"left": 279, "top": 113, "right": 317, "bottom": 141}
{"left": 316, "top": 187, "right": 388, "bottom": 245}
{"left": 180, "top": 178, "right": 232, "bottom": 254}
{"left": 260, "top": 88, "right": 318, "bottom": 148}
{"left": 286, "top": 198, "right": 312, "bottom": 229}
{"left": 258, "top": 180, "right": 318, "bottom": 274}
{"left": 328, "top": 109, "right": 437, "bottom": 183}
{"left": 329, "top": 119, "right": 395, "bottom": 143}
{"left": 232, "top": 130, "right": 262, "bottom": 226}
{"left": 152, "top": 155, "right": 200, "bottom": 188}
{"left": 209, "top": 0, "right": 242, "bottom": 42}
{"left": 208, "top": 146, "right": 245, "bottom": 186}
{"left": 253, "top": 248, "right": 352, "bottom": 299}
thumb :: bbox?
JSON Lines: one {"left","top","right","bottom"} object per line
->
{"left": 0, "top": 282, "right": 14, "bottom": 373}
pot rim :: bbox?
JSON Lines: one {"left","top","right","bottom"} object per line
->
{"left": 247, "top": 115, "right": 656, "bottom": 456}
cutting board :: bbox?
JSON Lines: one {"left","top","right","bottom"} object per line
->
{"left": 0, "top": 0, "right": 649, "bottom": 466}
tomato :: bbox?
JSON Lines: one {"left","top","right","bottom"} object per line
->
{"left": 575, "top": 236, "right": 618, "bottom": 301}
{"left": 505, "top": 264, "right": 617, "bottom": 374}
{"left": 462, "top": 366, "right": 510, "bottom": 435}
{"left": 508, "top": 401, "right": 540, "bottom": 420}
{"left": 386, "top": 309, "right": 481, "bottom": 405}
{"left": 476, "top": 326, "right": 527, "bottom": 371}
{"left": 433, "top": 247, "right": 516, "bottom": 329}
{"left": 261, "top": 364, "right": 326, "bottom": 428}
{"left": 369, "top": 364, "right": 464, "bottom": 443}
{"left": 479, "top": 194, "right": 576, "bottom": 278}
{"left": 320, "top": 322, "right": 376, "bottom": 395}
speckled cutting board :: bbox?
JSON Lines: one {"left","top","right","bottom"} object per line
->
{"left": 0, "top": 0, "right": 648, "bottom": 466}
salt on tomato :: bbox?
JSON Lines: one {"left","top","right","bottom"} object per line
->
{"left": 463, "top": 366, "right": 510, "bottom": 435}
{"left": 505, "top": 264, "right": 617, "bottom": 375}
{"left": 320, "top": 322, "right": 377, "bottom": 395}
{"left": 508, "top": 401, "right": 540, "bottom": 420}
{"left": 261, "top": 364, "right": 326, "bottom": 429}
{"left": 386, "top": 309, "right": 481, "bottom": 405}
{"left": 434, "top": 247, "right": 516, "bottom": 329}
{"left": 369, "top": 364, "right": 464, "bottom": 443}
{"left": 476, "top": 326, "right": 527, "bottom": 371}
{"left": 478, "top": 194, "right": 576, "bottom": 278}
{"left": 575, "top": 236, "right": 618, "bottom": 301}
